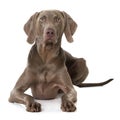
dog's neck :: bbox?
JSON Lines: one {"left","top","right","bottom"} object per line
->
{"left": 36, "top": 42, "right": 61, "bottom": 63}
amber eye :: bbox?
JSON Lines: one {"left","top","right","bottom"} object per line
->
{"left": 54, "top": 16, "right": 61, "bottom": 23}
{"left": 40, "top": 16, "right": 46, "bottom": 22}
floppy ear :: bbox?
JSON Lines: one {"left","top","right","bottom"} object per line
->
{"left": 24, "top": 12, "right": 39, "bottom": 44}
{"left": 63, "top": 12, "right": 77, "bottom": 43}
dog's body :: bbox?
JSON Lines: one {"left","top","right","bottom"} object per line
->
{"left": 9, "top": 10, "right": 113, "bottom": 112}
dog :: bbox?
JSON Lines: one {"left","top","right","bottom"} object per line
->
{"left": 9, "top": 10, "right": 113, "bottom": 112}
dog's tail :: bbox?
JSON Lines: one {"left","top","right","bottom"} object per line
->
{"left": 77, "top": 78, "right": 113, "bottom": 87}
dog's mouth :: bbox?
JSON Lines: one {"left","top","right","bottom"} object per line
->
{"left": 45, "top": 42, "right": 54, "bottom": 46}
{"left": 45, "top": 38, "right": 54, "bottom": 42}
{"left": 44, "top": 37, "right": 57, "bottom": 45}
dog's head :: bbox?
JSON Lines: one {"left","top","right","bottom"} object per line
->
{"left": 24, "top": 10, "right": 77, "bottom": 45}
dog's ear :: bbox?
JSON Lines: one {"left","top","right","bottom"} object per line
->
{"left": 24, "top": 12, "right": 39, "bottom": 44}
{"left": 62, "top": 12, "right": 77, "bottom": 43}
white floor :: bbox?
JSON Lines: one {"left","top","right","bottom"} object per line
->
{"left": 1, "top": 79, "right": 120, "bottom": 120}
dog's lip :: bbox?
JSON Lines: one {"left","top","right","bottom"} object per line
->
{"left": 44, "top": 37, "right": 57, "bottom": 42}
{"left": 44, "top": 39, "right": 53, "bottom": 43}
{"left": 44, "top": 39, "right": 54, "bottom": 44}
{"left": 45, "top": 36, "right": 55, "bottom": 41}
{"left": 46, "top": 38, "right": 53, "bottom": 41}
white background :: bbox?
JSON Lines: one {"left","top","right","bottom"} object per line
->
{"left": 0, "top": 0, "right": 120, "bottom": 120}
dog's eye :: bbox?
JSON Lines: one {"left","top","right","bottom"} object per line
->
{"left": 54, "top": 17, "right": 61, "bottom": 23}
{"left": 40, "top": 16, "right": 46, "bottom": 22}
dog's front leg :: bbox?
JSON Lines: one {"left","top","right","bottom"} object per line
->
{"left": 61, "top": 88, "right": 77, "bottom": 112}
{"left": 58, "top": 67, "right": 77, "bottom": 112}
{"left": 8, "top": 68, "right": 41, "bottom": 112}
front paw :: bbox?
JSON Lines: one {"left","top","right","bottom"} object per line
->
{"left": 26, "top": 101, "right": 41, "bottom": 112}
{"left": 61, "top": 100, "right": 76, "bottom": 112}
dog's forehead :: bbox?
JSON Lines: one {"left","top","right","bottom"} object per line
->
{"left": 39, "top": 10, "right": 62, "bottom": 17}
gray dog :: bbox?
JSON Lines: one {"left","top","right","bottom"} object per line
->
{"left": 9, "top": 10, "right": 113, "bottom": 112}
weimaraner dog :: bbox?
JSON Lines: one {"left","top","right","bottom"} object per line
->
{"left": 9, "top": 10, "right": 113, "bottom": 112}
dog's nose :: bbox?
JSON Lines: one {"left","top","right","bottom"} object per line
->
{"left": 46, "top": 28, "right": 55, "bottom": 38}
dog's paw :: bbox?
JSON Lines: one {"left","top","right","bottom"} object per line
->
{"left": 61, "top": 100, "right": 76, "bottom": 112}
{"left": 26, "top": 101, "right": 41, "bottom": 112}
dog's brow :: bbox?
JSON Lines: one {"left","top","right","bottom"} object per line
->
{"left": 40, "top": 15, "right": 46, "bottom": 20}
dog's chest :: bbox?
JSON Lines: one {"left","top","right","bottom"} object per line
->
{"left": 31, "top": 64, "right": 60, "bottom": 99}
{"left": 37, "top": 63, "right": 57, "bottom": 82}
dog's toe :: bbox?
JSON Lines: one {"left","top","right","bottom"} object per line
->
{"left": 61, "top": 100, "right": 76, "bottom": 112}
